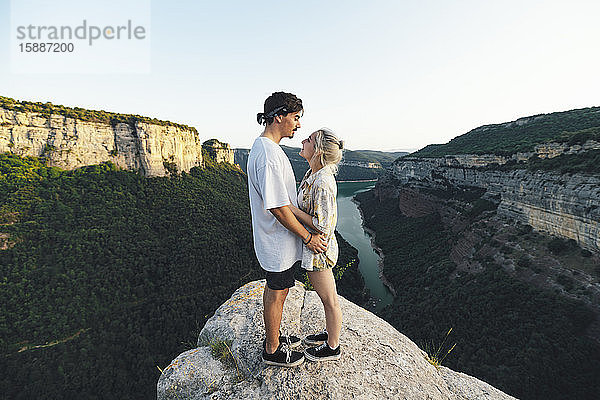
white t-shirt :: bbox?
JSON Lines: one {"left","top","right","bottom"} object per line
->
{"left": 247, "top": 136, "right": 301, "bottom": 272}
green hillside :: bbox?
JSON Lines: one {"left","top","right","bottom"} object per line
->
{"left": 0, "top": 153, "right": 363, "bottom": 399}
{"left": 412, "top": 106, "right": 600, "bottom": 157}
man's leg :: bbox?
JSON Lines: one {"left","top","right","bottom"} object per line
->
{"left": 263, "top": 285, "right": 288, "bottom": 354}
{"left": 261, "top": 264, "right": 304, "bottom": 366}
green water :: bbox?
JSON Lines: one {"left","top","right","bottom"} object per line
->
{"left": 336, "top": 181, "right": 394, "bottom": 310}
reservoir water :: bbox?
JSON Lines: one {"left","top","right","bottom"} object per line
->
{"left": 336, "top": 181, "right": 394, "bottom": 311}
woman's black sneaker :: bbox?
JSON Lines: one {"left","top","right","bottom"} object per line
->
{"left": 262, "top": 341, "right": 305, "bottom": 367}
{"left": 303, "top": 330, "right": 328, "bottom": 346}
{"left": 280, "top": 333, "right": 301, "bottom": 348}
{"left": 304, "top": 342, "right": 341, "bottom": 362}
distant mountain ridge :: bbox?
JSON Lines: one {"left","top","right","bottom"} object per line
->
{"left": 235, "top": 145, "right": 407, "bottom": 181}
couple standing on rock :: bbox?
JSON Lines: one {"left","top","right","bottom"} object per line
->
{"left": 247, "top": 91, "right": 344, "bottom": 367}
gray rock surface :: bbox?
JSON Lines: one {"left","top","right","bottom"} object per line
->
{"left": 202, "top": 139, "right": 235, "bottom": 164}
{"left": 157, "top": 280, "right": 517, "bottom": 400}
{"left": 389, "top": 157, "right": 600, "bottom": 253}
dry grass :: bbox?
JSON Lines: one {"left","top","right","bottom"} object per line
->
{"left": 423, "top": 328, "right": 456, "bottom": 369}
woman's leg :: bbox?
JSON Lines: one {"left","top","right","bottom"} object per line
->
{"left": 308, "top": 268, "right": 342, "bottom": 348}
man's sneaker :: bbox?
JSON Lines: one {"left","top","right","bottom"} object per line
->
{"left": 262, "top": 341, "right": 305, "bottom": 367}
{"left": 304, "top": 342, "right": 341, "bottom": 362}
{"left": 280, "top": 333, "right": 301, "bottom": 348}
{"left": 303, "top": 330, "right": 328, "bottom": 346}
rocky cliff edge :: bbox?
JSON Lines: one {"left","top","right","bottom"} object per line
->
{"left": 0, "top": 107, "right": 204, "bottom": 176}
{"left": 157, "top": 280, "right": 516, "bottom": 400}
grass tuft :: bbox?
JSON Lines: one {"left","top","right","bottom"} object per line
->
{"left": 199, "top": 334, "right": 249, "bottom": 382}
{"left": 423, "top": 327, "right": 457, "bottom": 369}
{"left": 301, "top": 258, "right": 358, "bottom": 291}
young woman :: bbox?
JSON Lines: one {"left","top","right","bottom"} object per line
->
{"left": 289, "top": 128, "right": 344, "bottom": 361}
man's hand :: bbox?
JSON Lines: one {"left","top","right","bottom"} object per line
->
{"left": 269, "top": 205, "right": 329, "bottom": 254}
{"left": 306, "top": 232, "right": 328, "bottom": 254}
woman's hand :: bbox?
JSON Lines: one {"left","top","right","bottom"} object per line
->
{"left": 306, "top": 232, "right": 328, "bottom": 254}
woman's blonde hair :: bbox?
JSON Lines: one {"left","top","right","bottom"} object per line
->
{"left": 312, "top": 128, "right": 344, "bottom": 174}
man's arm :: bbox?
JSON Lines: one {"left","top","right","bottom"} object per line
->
{"left": 270, "top": 205, "right": 327, "bottom": 253}
{"left": 288, "top": 203, "right": 320, "bottom": 233}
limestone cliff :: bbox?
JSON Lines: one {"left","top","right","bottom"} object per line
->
{"left": 157, "top": 280, "right": 516, "bottom": 400}
{"left": 0, "top": 107, "right": 205, "bottom": 177}
{"left": 390, "top": 156, "right": 600, "bottom": 253}
{"left": 203, "top": 139, "right": 234, "bottom": 164}
{"left": 409, "top": 139, "right": 600, "bottom": 169}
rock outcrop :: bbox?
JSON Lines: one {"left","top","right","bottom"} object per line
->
{"left": 534, "top": 140, "right": 600, "bottom": 159}
{"left": 0, "top": 107, "right": 207, "bottom": 176}
{"left": 202, "top": 139, "right": 234, "bottom": 164}
{"left": 405, "top": 139, "right": 600, "bottom": 169}
{"left": 390, "top": 157, "right": 600, "bottom": 253}
{"left": 157, "top": 280, "right": 516, "bottom": 400}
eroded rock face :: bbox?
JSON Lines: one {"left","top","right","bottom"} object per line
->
{"left": 404, "top": 139, "right": 600, "bottom": 169}
{"left": 535, "top": 140, "right": 600, "bottom": 159}
{"left": 0, "top": 108, "right": 206, "bottom": 176}
{"left": 202, "top": 139, "right": 234, "bottom": 164}
{"left": 157, "top": 280, "right": 516, "bottom": 400}
{"left": 389, "top": 158, "right": 600, "bottom": 253}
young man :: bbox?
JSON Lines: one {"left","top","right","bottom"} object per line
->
{"left": 247, "top": 91, "right": 328, "bottom": 367}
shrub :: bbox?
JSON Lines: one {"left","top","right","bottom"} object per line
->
{"left": 517, "top": 224, "right": 533, "bottom": 235}
{"left": 556, "top": 274, "right": 575, "bottom": 292}
{"left": 548, "top": 238, "right": 569, "bottom": 255}
{"left": 517, "top": 255, "right": 531, "bottom": 268}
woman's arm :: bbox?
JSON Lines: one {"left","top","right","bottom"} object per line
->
{"left": 288, "top": 203, "right": 322, "bottom": 234}
{"left": 310, "top": 186, "right": 336, "bottom": 237}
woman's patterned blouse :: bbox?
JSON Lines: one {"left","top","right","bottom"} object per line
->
{"left": 297, "top": 164, "right": 339, "bottom": 271}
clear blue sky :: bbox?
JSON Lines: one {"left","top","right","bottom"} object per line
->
{"left": 1, "top": 0, "right": 599, "bottom": 152}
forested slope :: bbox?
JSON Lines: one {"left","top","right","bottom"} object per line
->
{"left": 0, "top": 152, "right": 363, "bottom": 399}
{"left": 0, "top": 153, "right": 261, "bottom": 398}
{"left": 355, "top": 188, "right": 600, "bottom": 400}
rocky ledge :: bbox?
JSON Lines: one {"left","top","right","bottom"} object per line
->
{"left": 157, "top": 280, "right": 516, "bottom": 400}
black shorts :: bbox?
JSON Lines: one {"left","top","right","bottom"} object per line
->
{"left": 265, "top": 261, "right": 300, "bottom": 290}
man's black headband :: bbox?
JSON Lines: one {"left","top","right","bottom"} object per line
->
{"left": 256, "top": 106, "right": 288, "bottom": 125}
